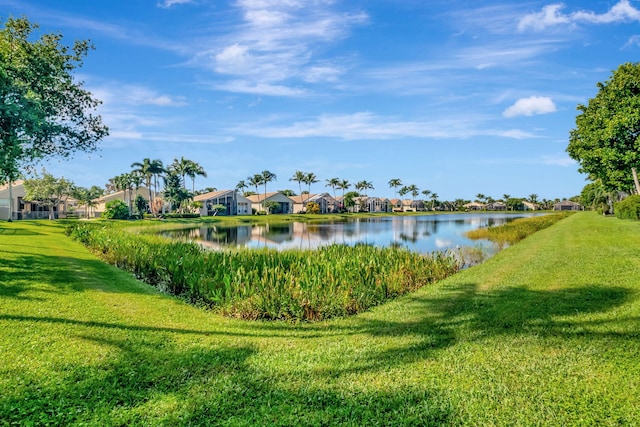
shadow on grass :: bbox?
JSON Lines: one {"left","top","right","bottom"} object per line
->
{"left": 0, "top": 331, "right": 452, "bottom": 426}
{"left": 0, "top": 251, "right": 157, "bottom": 299}
{"left": 325, "top": 283, "right": 638, "bottom": 374}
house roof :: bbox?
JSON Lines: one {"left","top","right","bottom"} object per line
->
{"left": 95, "top": 187, "right": 153, "bottom": 203}
{"left": 464, "top": 202, "right": 486, "bottom": 208}
{"left": 0, "top": 179, "right": 25, "bottom": 192}
{"left": 554, "top": 200, "right": 581, "bottom": 206}
{"left": 194, "top": 189, "right": 234, "bottom": 202}
{"left": 245, "top": 192, "right": 292, "bottom": 203}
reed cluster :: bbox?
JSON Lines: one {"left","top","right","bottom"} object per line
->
{"left": 66, "top": 223, "right": 460, "bottom": 320}
{"left": 465, "top": 212, "right": 571, "bottom": 246}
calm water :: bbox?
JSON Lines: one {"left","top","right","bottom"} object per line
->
{"left": 163, "top": 213, "right": 541, "bottom": 255}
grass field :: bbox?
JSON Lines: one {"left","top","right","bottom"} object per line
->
{"left": 1, "top": 212, "right": 639, "bottom": 425}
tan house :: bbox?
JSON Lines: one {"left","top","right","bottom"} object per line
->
{"left": 485, "top": 201, "right": 507, "bottom": 211}
{"left": 246, "top": 192, "right": 294, "bottom": 214}
{"left": 0, "top": 180, "right": 76, "bottom": 220}
{"left": 463, "top": 202, "right": 486, "bottom": 211}
{"left": 400, "top": 199, "right": 426, "bottom": 212}
{"left": 92, "top": 187, "right": 156, "bottom": 217}
{"left": 553, "top": 200, "right": 582, "bottom": 211}
{"left": 290, "top": 193, "right": 336, "bottom": 214}
{"left": 194, "top": 189, "right": 251, "bottom": 216}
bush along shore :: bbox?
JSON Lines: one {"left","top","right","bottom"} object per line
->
{"left": 66, "top": 223, "right": 461, "bottom": 321}
{"left": 465, "top": 212, "right": 571, "bottom": 246}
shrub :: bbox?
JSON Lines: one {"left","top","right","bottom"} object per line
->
{"left": 615, "top": 195, "right": 640, "bottom": 220}
{"left": 306, "top": 201, "right": 320, "bottom": 214}
{"left": 102, "top": 200, "right": 129, "bottom": 219}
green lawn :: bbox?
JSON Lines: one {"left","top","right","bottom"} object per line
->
{"left": 1, "top": 213, "right": 639, "bottom": 426}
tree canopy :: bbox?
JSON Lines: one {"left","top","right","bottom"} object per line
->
{"left": 0, "top": 17, "right": 108, "bottom": 184}
{"left": 567, "top": 62, "right": 640, "bottom": 193}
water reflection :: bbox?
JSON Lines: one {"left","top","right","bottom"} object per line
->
{"left": 163, "top": 213, "right": 540, "bottom": 255}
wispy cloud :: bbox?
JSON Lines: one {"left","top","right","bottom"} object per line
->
{"left": 518, "top": 0, "right": 640, "bottom": 32}
{"left": 195, "top": 0, "right": 367, "bottom": 96}
{"left": 157, "top": 0, "right": 195, "bottom": 8}
{"left": 228, "top": 112, "right": 536, "bottom": 140}
{"left": 503, "top": 96, "right": 556, "bottom": 117}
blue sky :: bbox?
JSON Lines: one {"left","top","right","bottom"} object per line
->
{"left": 4, "top": 0, "right": 640, "bottom": 201}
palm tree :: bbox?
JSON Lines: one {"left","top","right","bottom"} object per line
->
{"left": 302, "top": 172, "right": 319, "bottom": 205}
{"left": 430, "top": 193, "right": 439, "bottom": 211}
{"left": 261, "top": 170, "right": 277, "bottom": 201}
{"left": 186, "top": 161, "right": 207, "bottom": 195}
{"left": 529, "top": 194, "right": 539, "bottom": 204}
{"left": 325, "top": 177, "right": 340, "bottom": 200}
{"left": 356, "top": 180, "right": 374, "bottom": 197}
{"left": 247, "top": 174, "right": 263, "bottom": 200}
{"left": 131, "top": 158, "right": 153, "bottom": 201}
{"left": 422, "top": 189, "right": 431, "bottom": 200}
{"left": 388, "top": 178, "right": 402, "bottom": 199}
{"left": 236, "top": 180, "right": 248, "bottom": 196}
{"left": 475, "top": 193, "right": 486, "bottom": 203}
{"left": 290, "top": 171, "right": 306, "bottom": 202}
{"left": 170, "top": 156, "right": 191, "bottom": 188}
{"left": 337, "top": 179, "right": 350, "bottom": 210}
{"left": 131, "top": 158, "right": 164, "bottom": 213}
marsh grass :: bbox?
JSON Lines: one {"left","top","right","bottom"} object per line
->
{"left": 465, "top": 212, "right": 571, "bottom": 246}
{"left": 66, "top": 223, "right": 460, "bottom": 320}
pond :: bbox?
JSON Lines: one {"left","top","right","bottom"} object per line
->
{"left": 163, "top": 213, "right": 542, "bottom": 256}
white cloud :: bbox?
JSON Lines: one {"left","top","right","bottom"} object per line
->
{"left": 228, "top": 112, "right": 536, "bottom": 140}
{"left": 215, "top": 80, "right": 306, "bottom": 97}
{"left": 157, "top": 0, "right": 194, "bottom": 8}
{"left": 624, "top": 35, "right": 640, "bottom": 48}
{"left": 197, "top": 1, "right": 368, "bottom": 95}
{"left": 541, "top": 154, "right": 576, "bottom": 167}
{"left": 503, "top": 96, "right": 556, "bottom": 117}
{"left": 518, "top": 0, "right": 640, "bottom": 32}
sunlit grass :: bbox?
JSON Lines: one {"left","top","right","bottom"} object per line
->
{"left": 1, "top": 212, "right": 639, "bottom": 425}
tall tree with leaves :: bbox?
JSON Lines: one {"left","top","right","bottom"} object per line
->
{"left": 23, "top": 170, "right": 73, "bottom": 220}
{"left": 355, "top": 180, "right": 374, "bottom": 197}
{"left": 261, "top": 170, "right": 277, "bottom": 201}
{"left": 131, "top": 158, "right": 164, "bottom": 215}
{"left": 325, "top": 177, "right": 340, "bottom": 201}
{"left": 187, "top": 161, "right": 207, "bottom": 195}
{"left": 388, "top": 178, "right": 402, "bottom": 199}
{"left": 290, "top": 171, "right": 306, "bottom": 202}
{"left": 568, "top": 62, "right": 640, "bottom": 194}
{"left": 303, "top": 172, "right": 319, "bottom": 205}
{"left": 0, "top": 17, "right": 108, "bottom": 220}
{"left": 247, "top": 174, "right": 264, "bottom": 200}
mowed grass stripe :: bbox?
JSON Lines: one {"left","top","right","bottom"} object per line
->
{"left": 0, "top": 213, "right": 639, "bottom": 426}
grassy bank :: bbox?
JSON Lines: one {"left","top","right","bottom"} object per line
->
{"left": 1, "top": 212, "right": 639, "bottom": 425}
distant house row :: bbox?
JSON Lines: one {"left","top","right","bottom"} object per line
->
{"left": 0, "top": 180, "right": 583, "bottom": 220}
{"left": 192, "top": 189, "right": 449, "bottom": 216}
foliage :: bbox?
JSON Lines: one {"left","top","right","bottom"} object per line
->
{"left": 22, "top": 170, "right": 73, "bottom": 220}
{"left": 466, "top": 213, "right": 571, "bottom": 246}
{"left": 67, "top": 223, "right": 461, "bottom": 321}
{"left": 262, "top": 201, "right": 280, "bottom": 214}
{"left": 580, "top": 180, "right": 613, "bottom": 213}
{"left": 306, "top": 201, "right": 320, "bottom": 214}
{"left": 163, "top": 171, "right": 191, "bottom": 212}
{"left": 101, "top": 199, "right": 129, "bottom": 220}
{"left": 134, "top": 194, "right": 149, "bottom": 215}
{"left": 72, "top": 185, "right": 104, "bottom": 218}
{"left": 0, "top": 17, "right": 108, "bottom": 181}
{"left": 614, "top": 195, "right": 640, "bottom": 220}
{"left": 567, "top": 62, "right": 640, "bottom": 193}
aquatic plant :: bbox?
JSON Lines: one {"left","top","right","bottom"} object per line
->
{"left": 67, "top": 223, "right": 461, "bottom": 321}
